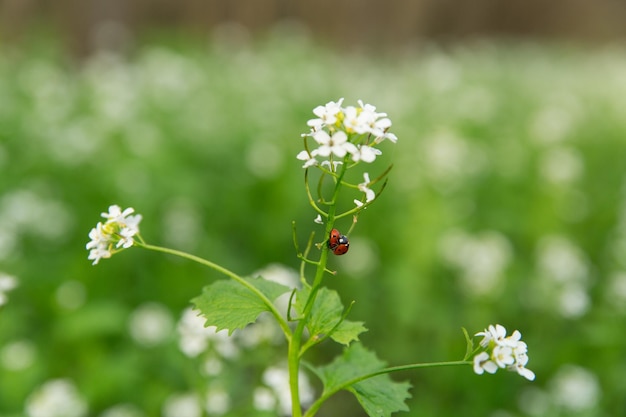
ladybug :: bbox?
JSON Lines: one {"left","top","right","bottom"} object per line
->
{"left": 328, "top": 228, "right": 350, "bottom": 256}
{"left": 328, "top": 228, "right": 341, "bottom": 248}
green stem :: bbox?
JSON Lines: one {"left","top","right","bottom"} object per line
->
{"left": 289, "top": 162, "right": 349, "bottom": 417}
{"left": 303, "top": 360, "right": 471, "bottom": 417}
{"left": 136, "top": 242, "right": 292, "bottom": 341}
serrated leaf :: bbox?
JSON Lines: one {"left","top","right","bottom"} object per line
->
{"left": 295, "top": 286, "right": 367, "bottom": 345}
{"left": 191, "top": 277, "right": 289, "bottom": 335}
{"left": 350, "top": 377, "right": 412, "bottom": 417}
{"left": 331, "top": 320, "right": 368, "bottom": 345}
{"left": 312, "top": 343, "right": 411, "bottom": 417}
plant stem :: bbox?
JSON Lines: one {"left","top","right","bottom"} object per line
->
{"left": 303, "top": 360, "right": 471, "bottom": 417}
{"left": 289, "top": 162, "right": 349, "bottom": 417}
{"left": 136, "top": 242, "right": 292, "bottom": 341}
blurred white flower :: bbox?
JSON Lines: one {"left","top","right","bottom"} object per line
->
{"left": 1, "top": 339, "right": 36, "bottom": 371}
{"left": 535, "top": 235, "right": 591, "bottom": 317}
{"left": 530, "top": 106, "right": 574, "bottom": 145}
{"left": 202, "top": 356, "right": 223, "bottom": 376}
{"left": 128, "top": 302, "right": 174, "bottom": 347}
{"left": 162, "top": 393, "right": 201, "bottom": 417}
{"left": 536, "top": 235, "right": 588, "bottom": 284}
{"left": 253, "top": 263, "right": 299, "bottom": 288}
{"left": 517, "top": 387, "right": 550, "bottom": 417}
{"left": 253, "top": 386, "right": 277, "bottom": 411}
{"left": 205, "top": 387, "right": 231, "bottom": 416}
{"left": 473, "top": 324, "right": 535, "bottom": 381}
{"left": 251, "top": 263, "right": 300, "bottom": 323}
{"left": 557, "top": 283, "right": 590, "bottom": 318}
{"left": 549, "top": 365, "right": 600, "bottom": 412}
{"left": 262, "top": 365, "right": 314, "bottom": 416}
{"left": 0, "top": 272, "right": 18, "bottom": 306}
{"left": 25, "top": 379, "right": 88, "bottom": 417}
{"left": 99, "top": 403, "right": 144, "bottom": 417}
{"left": 439, "top": 230, "right": 512, "bottom": 296}
{"left": 177, "top": 308, "right": 239, "bottom": 359}
{"left": 538, "top": 146, "right": 584, "bottom": 185}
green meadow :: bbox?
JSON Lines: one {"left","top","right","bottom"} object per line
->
{"left": 1, "top": 31, "right": 626, "bottom": 416}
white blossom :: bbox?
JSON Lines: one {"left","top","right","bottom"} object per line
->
{"left": 86, "top": 205, "right": 142, "bottom": 265}
{"left": 473, "top": 324, "right": 535, "bottom": 381}
{"left": 297, "top": 99, "right": 397, "bottom": 169}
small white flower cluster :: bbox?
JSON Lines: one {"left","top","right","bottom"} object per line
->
{"left": 86, "top": 205, "right": 142, "bottom": 265}
{"left": 296, "top": 98, "right": 397, "bottom": 169}
{"left": 473, "top": 324, "right": 535, "bottom": 381}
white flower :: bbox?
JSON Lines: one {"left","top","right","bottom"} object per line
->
{"left": 298, "top": 100, "right": 397, "bottom": 168}
{"left": 296, "top": 150, "right": 318, "bottom": 168}
{"left": 86, "top": 205, "right": 142, "bottom": 265}
{"left": 475, "top": 324, "right": 507, "bottom": 347}
{"left": 374, "top": 131, "right": 398, "bottom": 144}
{"left": 473, "top": 351, "right": 498, "bottom": 375}
{"left": 342, "top": 105, "right": 369, "bottom": 135}
{"left": 473, "top": 324, "right": 535, "bottom": 381}
{"left": 492, "top": 344, "right": 515, "bottom": 368}
{"left": 356, "top": 100, "right": 392, "bottom": 137}
{"left": 101, "top": 205, "right": 135, "bottom": 224}
{"left": 352, "top": 144, "right": 382, "bottom": 163}
{"left": 320, "top": 160, "right": 343, "bottom": 172}
{"left": 306, "top": 98, "right": 344, "bottom": 131}
{"left": 354, "top": 173, "right": 376, "bottom": 208}
{"left": 358, "top": 173, "right": 375, "bottom": 202}
{"left": 313, "top": 130, "right": 357, "bottom": 159}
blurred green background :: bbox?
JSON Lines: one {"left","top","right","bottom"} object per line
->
{"left": 2, "top": 1, "right": 626, "bottom": 416}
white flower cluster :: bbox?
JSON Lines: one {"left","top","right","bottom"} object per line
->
{"left": 86, "top": 205, "right": 142, "bottom": 265}
{"left": 297, "top": 98, "right": 397, "bottom": 169}
{"left": 473, "top": 324, "right": 535, "bottom": 381}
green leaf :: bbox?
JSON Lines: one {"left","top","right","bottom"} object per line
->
{"left": 191, "top": 277, "right": 290, "bottom": 335}
{"left": 331, "top": 320, "right": 368, "bottom": 346}
{"left": 462, "top": 327, "right": 474, "bottom": 361}
{"left": 295, "top": 286, "right": 367, "bottom": 345}
{"left": 312, "top": 343, "right": 412, "bottom": 417}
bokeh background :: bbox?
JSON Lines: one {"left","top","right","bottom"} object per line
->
{"left": 2, "top": 1, "right": 626, "bottom": 416}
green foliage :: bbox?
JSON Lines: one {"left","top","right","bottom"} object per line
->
{"left": 191, "top": 277, "right": 290, "bottom": 335}
{"left": 295, "top": 286, "right": 367, "bottom": 346}
{"left": 2, "top": 31, "right": 626, "bottom": 416}
{"left": 311, "top": 343, "right": 411, "bottom": 417}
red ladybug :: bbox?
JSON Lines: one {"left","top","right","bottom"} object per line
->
{"left": 329, "top": 228, "right": 341, "bottom": 248}
{"left": 328, "top": 228, "right": 350, "bottom": 256}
